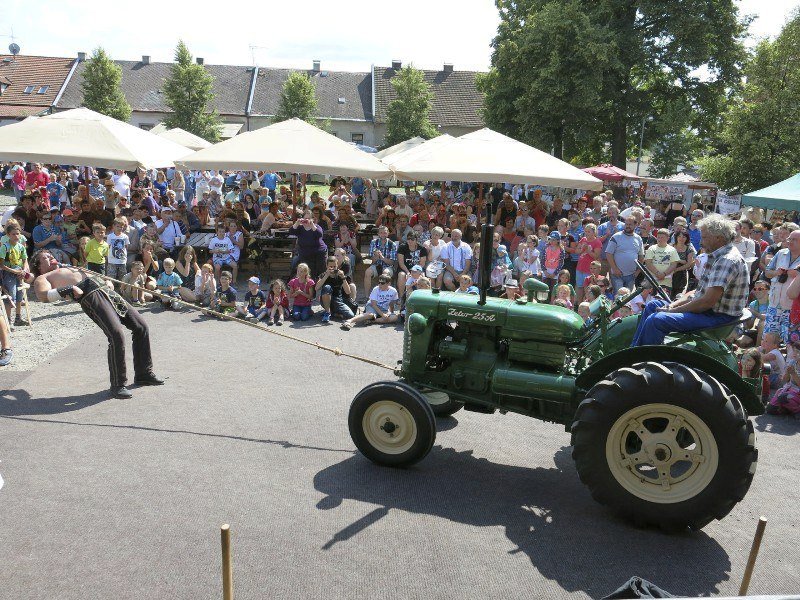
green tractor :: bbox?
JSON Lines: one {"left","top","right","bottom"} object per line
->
{"left": 348, "top": 221, "right": 761, "bottom": 532}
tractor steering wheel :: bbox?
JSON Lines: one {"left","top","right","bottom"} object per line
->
{"left": 635, "top": 259, "right": 672, "bottom": 303}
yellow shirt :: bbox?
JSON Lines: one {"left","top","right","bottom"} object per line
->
{"left": 85, "top": 238, "right": 109, "bottom": 265}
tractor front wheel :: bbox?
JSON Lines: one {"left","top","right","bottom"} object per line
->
{"left": 571, "top": 361, "right": 757, "bottom": 532}
{"left": 349, "top": 381, "right": 436, "bottom": 468}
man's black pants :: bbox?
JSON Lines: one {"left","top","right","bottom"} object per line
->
{"left": 80, "top": 291, "right": 152, "bottom": 387}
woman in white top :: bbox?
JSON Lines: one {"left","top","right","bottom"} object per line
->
{"left": 425, "top": 226, "right": 447, "bottom": 263}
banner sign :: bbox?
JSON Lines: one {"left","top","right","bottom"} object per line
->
{"left": 715, "top": 192, "right": 742, "bottom": 215}
{"left": 644, "top": 183, "right": 686, "bottom": 201}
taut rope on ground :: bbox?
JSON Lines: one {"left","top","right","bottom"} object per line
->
{"left": 61, "top": 265, "right": 398, "bottom": 372}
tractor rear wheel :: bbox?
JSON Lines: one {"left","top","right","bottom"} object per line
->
{"left": 349, "top": 381, "right": 436, "bottom": 468}
{"left": 571, "top": 361, "right": 757, "bottom": 532}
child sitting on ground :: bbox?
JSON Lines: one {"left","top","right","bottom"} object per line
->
{"left": 237, "top": 276, "right": 268, "bottom": 321}
{"left": 288, "top": 263, "right": 316, "bottom": 322}
{"left": 85, "top": 223, "right": 109, "bottom": 275}
{"left": 156, "top": 257, "right": 183, "bottom": 309}
{"left": 767, "top": 332, "right": 800, "bottom": 418}
{"left": 265, "top": 279, "right": 289, "bottom": 326}
{"left": 760, "top": 332, "right": 786, "bottom": 392}
{"left": 342, "top": 274, "right": 399, "bottom": 330}
{"left": 195, "top": 263, "right": 217, "bottom": 307}
{"left": 212, "top": 271, "right": 237, "bottom": 317}
{"left": 121, "top": 261, "right": 152, "bottom": 306}
{"left": 739, "top": 347, "right": 762, "bottom": 379}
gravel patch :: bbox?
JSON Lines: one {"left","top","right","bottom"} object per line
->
{"left": 2, "top": 299, "right": 94, "bottom": 371}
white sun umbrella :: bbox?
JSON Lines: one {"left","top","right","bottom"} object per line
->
{"left": 155, "top": 127, "right": 213, "bottom": 152}
{"left": 0, "top": 107, "right": 192, "bottom": 169}
{"left": 381, "top": 134, "right": 454, "bottom": 168}
{"left": 176, "top": 118, "right": 393, "bottom": 178}
{"left": 390, "top": 128, "right": 603, "bottom": 190}
{"left": 375, "top": 136, "right": 425, "bottom": 160}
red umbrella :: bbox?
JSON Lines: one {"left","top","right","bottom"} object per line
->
{"left": 582, "top": 164, "right": 640, "bottom": 182}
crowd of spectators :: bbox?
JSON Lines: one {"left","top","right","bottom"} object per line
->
{"left": 0, "top": 159, "right": 798, "bottom": 417}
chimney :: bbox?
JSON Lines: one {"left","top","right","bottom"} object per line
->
{"left": 196, "top": 57, "right": 204, "bottom": 65}
{"left": 312, "top": 59, "right": 321, "bottom": 72}
{"left": 77, "top": 51, "right": 86, "bottom": 62}
{"left": 142, "top": 55, "right": 150, "bottom": 65}
{"left": 443, "top": 63, "right": 453, "bottom": 73}
{"left": 391, "top": 59, "right": 402, "bottom": 70}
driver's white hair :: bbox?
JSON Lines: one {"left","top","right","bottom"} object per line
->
{"left": 698, "top": 214, "right": 735, "bottom": 243}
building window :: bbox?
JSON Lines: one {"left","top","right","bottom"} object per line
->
{"left": 351, "top": 133, "right": 364, "bottom": 144}
{"left": 23, "top": 85, "right": 34, "bottom": 94}
{"left": 37, "top": 86, "right": 49, "bottom": 94}
{"left": 139, "top": 124, "right": 154, "bottom": 131}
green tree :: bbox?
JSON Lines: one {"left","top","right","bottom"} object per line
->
{"left": 81, "top": 47, "right": 131, "bottom": 122}
{"left": 275, "top": 71, "right": 320, "bottom": 125}
{"left": 700, "top": 11, "right": 800, "bottom": 193}
{"left": 162, "top": 41, "right": 221, "bottom": 142}
{"left": 384, "top": 65, "right": 439, "bottom": 147}
{"left": 483, "top": 0, "right": 749, "bottom": 167}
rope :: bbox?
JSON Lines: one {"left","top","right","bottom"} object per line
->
{"left": 60, "top": 265, "right": 397, "bottom": 372}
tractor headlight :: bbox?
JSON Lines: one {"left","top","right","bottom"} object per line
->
{"left": 535, "top": 289, "right": 550, "bottom": 303}
{"left": 407, "top": 312, "right": 428, "bottom": 335}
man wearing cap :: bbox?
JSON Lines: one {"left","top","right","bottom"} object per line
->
{"left": 88, "top": 176, "right": 105, "bottom": 200}
{"left": 606, "top": 216, "right": 644, "bottom": 294}
{"left": 155, "top": 207, "right": 183, "bottom": 256}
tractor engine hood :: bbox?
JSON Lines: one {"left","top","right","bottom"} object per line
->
{"left": 406, "top": 290, "right": 586, "bottom": 345}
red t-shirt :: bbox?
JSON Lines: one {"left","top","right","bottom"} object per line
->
{"left": 266, "top": 290, "right": 289, "bottom": 309}
{"left": 26, "top": 171, "right": 49, "bottom": 190}
{"left": 288, "top": 277, "right": 315, "bottom": 307}
{"left": 577, "top": 237, "right": 602, "bottom": 273}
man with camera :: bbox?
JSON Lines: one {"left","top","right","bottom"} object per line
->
{"left": 764, "top": 229, "right": 800, "bottom": 343}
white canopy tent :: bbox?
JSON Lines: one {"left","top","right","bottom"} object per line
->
{"left": 389, "top": 128, "right": 603, "bottom": 190}
{"left": 375, "top": 136, "right": 425, "bottom": 160}
{"left": 176, "top": 118, "right": 393, "bottom": 178}
{"left": 0, "top": 108, "right": 192, "bottom": 169}
{"left": 155, "top": 127, "right": 213, "bottom": 152}
{"left": 381, "top": 134, "right": 455, "bottom": 168}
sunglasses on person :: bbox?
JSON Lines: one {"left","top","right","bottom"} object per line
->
{"left": 753, "top": 286, "right": 768, "bottom": 291}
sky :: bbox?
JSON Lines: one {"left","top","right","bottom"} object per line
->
{"left": 0, "top": 0, "right": 797, "bottom": 72}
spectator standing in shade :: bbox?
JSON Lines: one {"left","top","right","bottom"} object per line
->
{"left": 291, "top": 214, "right": 327, "bottom": 279}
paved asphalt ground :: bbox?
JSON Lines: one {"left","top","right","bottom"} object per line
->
{"left": 1, "top": 305, "right": 799, "bottom": 599}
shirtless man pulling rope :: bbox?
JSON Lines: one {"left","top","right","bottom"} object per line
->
{"left": 31, "top": 250, "right": 164, "bottom": 399}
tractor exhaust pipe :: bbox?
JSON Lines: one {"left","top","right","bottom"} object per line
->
{"left": 478, "top": 200, "right": 493, "bottom": 306}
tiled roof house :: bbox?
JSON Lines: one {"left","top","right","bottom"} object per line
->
{"left": 0, "top": 55, "right": 77, "bottom": 124}
{"left": 249, "top": 63, "right": 375, "bottom": 146}
{"left": 0, "top": 52, "right": 485, "bottom": 148}
{"left": 58, "top": 56, "right": 254, "bottom": 137}
{"left": 372, "top": 60, "right": 484, "bottom": 144}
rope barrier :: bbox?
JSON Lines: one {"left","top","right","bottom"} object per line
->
{"left": 60, "top": 265, "right": 398, "bottom": 372}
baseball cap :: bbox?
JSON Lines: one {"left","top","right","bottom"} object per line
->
{"left": 411, "top": 265, "right": 424, "bottom": 273}
{"left": 161, "top": 206, "right": 173, "bottom": 212}
{"left": 248, "top": 276, "right": 261, "bottom": 285}
{"left": 497, "top": 244, "right": 508, "bottom": 255}
{"left": 62, "top": 209, "right": 74, "bottom": 216}
{"left": 548, "top": 231, "right": 561, "bottom": 241}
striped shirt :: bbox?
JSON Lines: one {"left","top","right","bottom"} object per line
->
{"left": 695, "top": 243, "right": 749, "bottom": 317}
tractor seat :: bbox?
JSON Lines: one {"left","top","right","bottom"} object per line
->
{"left": 669, "top": 308, "right": 752, "bottom": 343}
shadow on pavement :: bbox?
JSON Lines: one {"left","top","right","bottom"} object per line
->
{"left": 754, "top": 414, "right": 800, "bottom": 436}
{"left": 0, "top": 413, "right": 356, "bottom": 454}
{"left": 314, "top": 446, "right": 731, "bottom": 598}
{"left": 435, "top": 416, "right": 459, "bottom": 432}
{"left": 0, "top": 388, "right": 110, "bottom": 416}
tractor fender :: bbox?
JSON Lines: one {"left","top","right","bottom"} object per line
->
{"left": 575, "top": 345, "right": 764, "bottom": 416}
